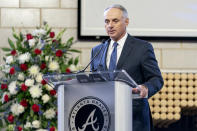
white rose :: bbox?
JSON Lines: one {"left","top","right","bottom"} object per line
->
{"left": 24, "top": 122, "right": 32, "bottom": 129}
{"left": 29, "top": 39, "right": 36, "bottom": 47}
{"left": 32, "top": 120, "right": 40, "bottom": 128}
{"left": 45, "top": 84, "right": 53, "bottom": 91}
{"left": 43, "top": 108, "right": 56, "bottom": 119}
{"left": 69, "top": 64, "right": 77, "bottom": 72}
{"left": 18, "top": 55, "right": 26, "bottom": 64}
{"left": 25, "top": 79, "right": 34, "bottom": 86}
{"left": 10, "top": 103, "right": 24, "bottom": 116}
{"left": 45, "top": 56, "right": 49, "bottom": 61}
{"left": 29, "top": 65, "right": 40, "bottom": 76}
{"left": 33, "top": 29, "right": 46, "bottom": 36}
{"left": 18, "top": 104, "right": 25, "bottom": 113}
{"left": 18, "top": 53, "right": 31, "bottom": 64}
{"left": 39, "top": 29, "right": 46, "bottom": 35}
{"left": 8, "top": 81, "right": 18, "bottom": 95}
{"left": 36, "top": 73, "right": 43, "bottom": 83}
{"left": 29, "top": 85, "right": 42, "bottom": 98}
{"left": 18, "top": 73, "right": 25, "bottom": 81}
{"left": 42, "top": 94, "right": 50, "bottom": 103}
{"left": 2, "top": 64, "right": 10, "bottom": 73}
{"left": 8, "top": 125, "right": 14, "bottom": 130}
{"left": 48, "top": 61, "right": 59, "bottom": 71}
{"left": 6, "top": 56, "right": 14, "bottom": 64}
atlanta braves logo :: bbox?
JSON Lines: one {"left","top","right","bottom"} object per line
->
{"left": 69, "top": 96, "right": 110, "bottom": 131}
{"left": 78, "top": 109, "right": 99, "bottom": 131}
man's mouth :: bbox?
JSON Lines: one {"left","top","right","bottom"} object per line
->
{"left": 109, "top": 30, "right": 115, "bottom": 34}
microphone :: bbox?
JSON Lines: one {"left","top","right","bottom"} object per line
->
{"left": 97, "top": 39, "right": 110, "bottom": 71}
{"left": 78, "top": 39, "right": 106, "bottom": 73}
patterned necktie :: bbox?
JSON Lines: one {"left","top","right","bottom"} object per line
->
{"left": 109, "top": 42, "right": 118, "bottom": 71}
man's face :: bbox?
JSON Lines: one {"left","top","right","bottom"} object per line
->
{"left": 104, "top": 8, "right": 129, "bottom": 41}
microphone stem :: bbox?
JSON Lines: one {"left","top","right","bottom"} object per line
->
{"left": 78, "top": 44, "right": 105, "bottom": 73}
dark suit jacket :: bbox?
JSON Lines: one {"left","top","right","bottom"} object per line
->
{"left": 90, "top": 34, "right": 163, "bottom": 131}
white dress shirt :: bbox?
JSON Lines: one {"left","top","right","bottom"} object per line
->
{"left": 106, "top": 33, "right": 128, "bottom": 69}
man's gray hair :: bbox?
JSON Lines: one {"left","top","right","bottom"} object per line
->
{"left": 104, "top": 4, "right": 128, "bottom": 18}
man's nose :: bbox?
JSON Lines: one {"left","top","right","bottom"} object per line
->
{"left": 108, "top": 21, "right": 114, "bottom": 28}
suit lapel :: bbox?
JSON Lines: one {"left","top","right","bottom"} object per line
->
{"left": 99, "top": 40, "right": 110, "bottom": 71}
{"left": 117, "top": 35, "right": 135, "bottom": 69}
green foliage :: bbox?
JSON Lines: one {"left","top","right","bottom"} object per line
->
{"left": 8, "top": 38, "right": 15, "bottom": 50}
{"left": 2, "top": 48, "right": 11, "bottom": 52}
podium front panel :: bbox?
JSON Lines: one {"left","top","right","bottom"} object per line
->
{"left": 58, "top": 80, "right": 132, "bottom": 131}
{"left": 58, "top": 80, "right": 115, "bottom": 131}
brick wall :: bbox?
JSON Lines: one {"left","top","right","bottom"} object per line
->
{"left": 0, "top": 0, "right": 197, "bottom": 71}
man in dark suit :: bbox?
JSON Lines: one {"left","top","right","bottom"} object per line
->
{"left": 90, "top": 4, "right": 164, "bottom": 131}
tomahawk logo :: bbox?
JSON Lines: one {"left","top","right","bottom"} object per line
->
{"left": 69, "top": 96, "right": 110, "bottom": 131}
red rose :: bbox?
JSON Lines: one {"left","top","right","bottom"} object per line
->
{"left": 66, "top": 68, "right": 71, "bottom": 73}
{"left": 55, "top": 50, "right": 63, "bottom": 57}
{"left": 41, "top": 80, "right": 47, "bottom": 85}
{"left": 40, "top": 63, "right": 46, "bottom": 69}
{"left": 9, "top": 67, "right": 15, "bottom": 75}
{"left": 52, "top": 39, "right": 57, "bottom": 43}
{"left": 4, "top": 94, "right": 9, "bottom": 102}
{"left": 32, "top": 104, "right": 39, "bottom": 112}
{"left": 21, "top": 84, "right": 28, "bottom": 91}
{"left": 50, "top": 32, "right": 55, "bottom": 38}
{"left": 50, "top": 126, "right": 56, "bottom": 131}
{"left": 20, "top": 64, "right": 28, "bottom": 71}
{"left": 20, "top": 99, "right": 28, "bottom": 107}
{"left": 11, "top": 50, "right": 17, "bottom": 56}
{"left": 1, "top": 84, "right": 8, "bottom": 89}
{"left": 7, "top": 114, "right": 14, "bottom": 123}
{"left": 50, "top": 90, "right": 56, "bottom": 96}
{"left": 26, "top": 34, "right": 33, "bottom": 40}
{"left": 17, "top": 126, "right": 22, "bottom": 131}
{"left": 34, "top": 48, "right": 42, "bottom": 55}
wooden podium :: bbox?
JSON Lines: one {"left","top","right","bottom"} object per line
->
{"left": 44, "top": 70, "right": 140, "bottom": 131}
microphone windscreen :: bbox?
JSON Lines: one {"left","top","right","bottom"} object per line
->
{"left": 101, "top": 39, "right": 106, "bottom": 44}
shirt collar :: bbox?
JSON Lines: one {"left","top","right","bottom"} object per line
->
{"left": 110, "top": 33, "right": 128, "bottom": 48}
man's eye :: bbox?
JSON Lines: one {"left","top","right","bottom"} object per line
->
{"left": 114, "top": 20, "right": 119, "bottom": 23}
{"left": 105, "top": 20, "right": 109, "bottom": 24}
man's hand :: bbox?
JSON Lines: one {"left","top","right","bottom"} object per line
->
{"left": 132, "top": 85, "right": 148, "bottom": 98}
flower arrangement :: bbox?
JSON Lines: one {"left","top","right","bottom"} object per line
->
{"left": 0, "top": 23, "right": 80, "bottom": 131}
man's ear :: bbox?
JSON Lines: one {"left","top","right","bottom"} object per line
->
{"left": 125, "top": 18, "right": 129, "bottom": 26}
